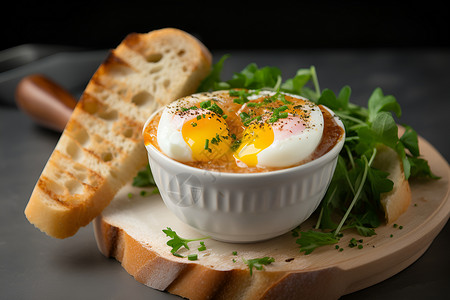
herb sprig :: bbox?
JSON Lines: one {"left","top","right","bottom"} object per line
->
{"left": 197, "top": 54, "right": 438, "bottom": 254}
{"left": 131, "top": 164, "right": 159, "bottom": 195}
{"left": 162, "top": 227, "right": 210, "bottom": 256}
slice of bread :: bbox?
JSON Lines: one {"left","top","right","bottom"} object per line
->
{"left": 373, "top": 145, "right": 412, "bottom": 224}
{"left": 92, "top": 152, "right": 427, "bottom": 300}
{"left": 24, "top": 28, "right": 212, "bottom": 238}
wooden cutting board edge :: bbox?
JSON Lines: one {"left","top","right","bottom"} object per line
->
{"left": 339, "top": 135, "right": 450, "bottom": 294}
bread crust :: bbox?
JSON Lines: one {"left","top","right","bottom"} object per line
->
{"left": 373, "top": 145, "right": 412, "bottom": 224}
{"left": 94, "top": 216, "right": 344, "bottom": 300}
{"left": 25, "top": 28, "right": 212, "bottom": 238}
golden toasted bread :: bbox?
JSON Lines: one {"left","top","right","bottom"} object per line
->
{"left": 25, "top": 28, "right": 212, "bottom": 238}
{"left": 373, "top": 145, "right": 412, "bottom": 224}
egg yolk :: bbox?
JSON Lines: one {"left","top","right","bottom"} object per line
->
{"left": 181, "top": 112, "right": 231, "bottom": 162}
{"left": 234, "top": 122, "right": 274, "bottom": 167}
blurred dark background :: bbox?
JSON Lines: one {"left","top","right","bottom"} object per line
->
{"left": 2, "top": 1, "right": 449, "bottom": 52}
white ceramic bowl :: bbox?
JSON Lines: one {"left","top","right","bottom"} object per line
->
{"left": 143, "top": 106, "right": 345, "bottom": 243}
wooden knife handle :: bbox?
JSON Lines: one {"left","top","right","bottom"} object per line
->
{"left": 15, "top": 74, "right": 77, "bottom": 132}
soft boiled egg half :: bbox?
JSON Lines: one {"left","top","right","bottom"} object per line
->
{"left": 156, "top": 95, "right": 232, "bottom": 163}
{"left": 152, "top": 90, "right": 325, "bottom": 170}
{"left": 234, "top": 91, "right": 323, "bottom": 168}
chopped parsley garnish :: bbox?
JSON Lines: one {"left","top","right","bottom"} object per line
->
{"left": 188, "top": 254, "right": 198, "bottom": 261}
{"left": 210, "top": 133, "right": 224, "bottom": 145}
{"left": 181, "top": 105, "right": 198, "bottom": 111}
{"left": 200, "top": 100, "right": 225, "bottom": 116}
{"left": 231, "top": 139, "right": 242, "bottom": 151}
{"left": 268, "top": 105, "right": 289, "bottom": 123}
{"left": 348, "top": 238, "right": 364, "bottom": 249}
{"left": 243, "top": 257, "right": 275, "bottom": 276}
{"left": 239, "top": 111, "right": 261, "bottom": 126}
{"left": 198, "top": 242, "right": 207, "bottom": 251}
{"left": 139, "top": 188, "right": 159, "bottom": 196}
{"left": 229, "top": 89, "right": 259, "bottom": 104}
{"left": 267, "top": 91, "right": 292, "bottom": 105}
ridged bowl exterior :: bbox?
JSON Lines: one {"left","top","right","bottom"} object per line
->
{"left": 144, "top": 106, "right": 345, "bottom": 242}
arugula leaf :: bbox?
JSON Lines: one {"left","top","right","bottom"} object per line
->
{"left": 408, "top": 156, "right": 440, "bottom": 179}
{"left": 196, "top": 54, "right": 230, "bottom": 92}
{"left": 367, "top": 166, "right": 394, "bottom": 202}
{"left": 280, "top": 68, "right": 313, "bottom": 95}
{"left": 395, "top": 142, "right": 412, "bottom": 180}
{"left": 317, "top": 86, "right": 350, "bottom": 111}
{"left": 231, "top": 64, "right": 281, "bottom": 89}
{"left": 367, "top": 87, "right": 401, "bottom": 123}
{"left": 370, "top": 111, "right": 399, "bottom": 148}
{"left": 296, "top": 230, "right": 340, "bottom": 255}
{"left": 242, "top": 257, "right": 275, "bottom": 275}
{"left": 399, "top": 125, "right": 420, "bottom": 157}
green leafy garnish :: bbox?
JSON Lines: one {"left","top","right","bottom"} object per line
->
{"left": 239, "top": 111, "right": 261, "bottom": 126}
{"left": 268, "top": 105, "right": 289, "bottom": 123}
{"left": 198, "top": 241, "right": 207, "bottom": 251}
{"left": 242, "top": 257, "right": 275, "bottom": 275}
{"left": 197, "top": 55, "right": 320, "bottom": 101}
{"left": 188, "top": 254, "right": 198, "bottom": 261}
{"left": 200, "top": 99, "right": 225, "bottom": 116}
{"left": 132, "top": 164, "right": 156, "bottom": 187}
{"left": 162, "top": 227, "right": 209, "bottom": 256}
{"left": 197, "top": 55, "right": 439, "bottom": 254}
{"left": 229, "top": 89, "right": 259, "bottom": 104}
{"left": 296, "top": 230, "right": 340, "bottom": 255}
{"left": 132, "top": 164, "right": 160, "bottom": 195}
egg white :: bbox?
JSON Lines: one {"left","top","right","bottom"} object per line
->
{"left": 251, "top": 92, "right": 324, "bottom": 168}
{"left": 257, "top": 107, "right": 324, "bottom": 167}
{"left": 156, "top": 97, "right": 201, "bottom": 162}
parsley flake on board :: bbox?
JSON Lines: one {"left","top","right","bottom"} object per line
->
{"left": 196, "top": 54, "right": 439, "bottom": 254}
{"left": 242, "top": 257, "right": 275, "bottom": 276}
{"left": 296, "top": 230, "right": 340, "bottom": 255}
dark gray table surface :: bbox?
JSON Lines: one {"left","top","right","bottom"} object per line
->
{"left": 1, "top": 48, "right": 449, "bottom": 299}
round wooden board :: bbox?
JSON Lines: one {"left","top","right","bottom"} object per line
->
{"left": 94, "top": 135, "right": 449, "bottom": 300}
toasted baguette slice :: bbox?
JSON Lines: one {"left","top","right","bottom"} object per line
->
{"left": 373, "top": 145, "right": 412, "bottom": 224}
{"left": 25, "top": 28, "right": 212, "bottom": 238}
